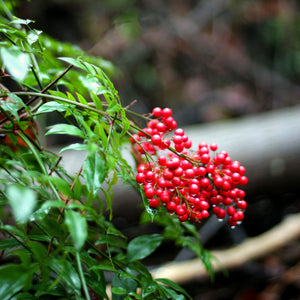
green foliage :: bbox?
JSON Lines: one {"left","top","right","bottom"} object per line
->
{"left": 0, "top": 5, "right": 214, "bottom": 300}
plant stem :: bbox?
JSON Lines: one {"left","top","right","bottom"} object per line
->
{"left": 76, "top": 251, "right": 91, "bottom": 300}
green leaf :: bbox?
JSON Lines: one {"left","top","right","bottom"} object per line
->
{"left": 49, "top": 177, "right": 73, "bottom": 198}
{"left": 27, "top": 29, "right": 42, "bottom": 45}
{"left": 111, "top": 287, "right": 127, "bottom": 295}
{"left": 158, "top": 284, "right": 186, "bottom": 300}
{"left": 127, "top": 234, "right": 163, "bottom": 262}
{"left": 49, "top": 258, "right": 81, "bottom": 296}
{"left": 0, "top": 46, "right": 30, "bottom": 81}
{"left": 156, "top": 278, "right": 192, "bottom": 299}
{"left": 76, "top": 92, "right": 88, "bottom": 105}
{"left": 10, "top": 16, "right": 34, "bottom": 25}
{"left": 59, "top": 143, "right": 88, "bottom": 153}
{"left": 83, "top": 150, "right": 107, "bottom": 197}
{"left": 36, "top": 102, "right": 67, "bottom": 114}
{"left": 0, "top": 238, "right": 20, "bottom": 250}
{"left": 65, "top": 210, "right": 87, "bottom": 250}
{"left": 6, "top": 184, "right": 37, "bottom": 223}
{"left": 45, "top": 123, "right": 85, "bottom": 138}
{"left": 0, "top": 264, "right": 34, "bottom": 300}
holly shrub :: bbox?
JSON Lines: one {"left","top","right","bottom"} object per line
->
{"left": 0, "top": 3, "right": 248, "bottom": 300}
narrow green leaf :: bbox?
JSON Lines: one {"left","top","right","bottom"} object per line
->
{"left": 0, "top": 46, "right": 30, "bottom": 81}
{"left": 59, "top": 143, "right": 88, "bottom": 153}
{"left": 46, "top": 123, "right": 85, "bottom": 138}
{"left": 83, "top": 151, "right": 107, "bottom": 197}
{"left": 111, "top": 287, "right": 127, "bottom": 295}
{"left": 156, "top": 278, "right": 192, "bottom": 299}
{"left": 36, "top": 102, "right": 67, "bottom": 114}
{"left": 6, "top": 184, "right": 37, "bottom": 223}
{"left": 65, "top": 210, "right": 87, "bottom": 250}
{"left": 49, "top": 177, "right": 73, "bottom": 198}
{"left": 91, "top": 92, "right": 103, "bottom": 110}
{"left": 58, "top": 56, "right": 85, "bottom": 69}
{"left": 127, "top": 234, "right": 163, "bottom": 262}
{"left": 76, "top": 92, "right": 88, "bottom": 105}
{"left": 0, "top": 264, "right": 35, "bottom": 300}
{"left": 94, "top": 123, "right": 108, "bottom": 148}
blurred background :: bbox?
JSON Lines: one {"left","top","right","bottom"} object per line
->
{"left": 15, "top": 0, "right": 300, "bottom": 299}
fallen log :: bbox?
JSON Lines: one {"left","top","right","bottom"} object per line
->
{"left": 150, "top": 212, "right": 300, "bottom": 283}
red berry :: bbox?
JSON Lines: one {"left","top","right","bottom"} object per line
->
{"left": 175, "top": 143, "right": 184, "bottom": 152}
{"left": 162, "top": 107, "right": 172, "bottom": 118}
{"left": 210, "top": 143, "right": 218, "bottom": 151}
{"left": 237, "top": 200, "right": 247, "bottom": 210}
{"left": 152, "top": 107, "right": 162, "bottom": 117}
{"left": 201, "top": 210, "right": 209, "bottom": 218}
{"left": 174, "top": 128, "right": 185, "bottom": 136}
{"left": 163, "top": 168, "right": 174, "bottom": 180}
{"left": 149, "top": 198, "right": 159, "bottom": 208}
{"left": 227, "top": 206, "right": 236, "bottom": 216}
{"left": 136, "top": 173, "right": 146, "bottom": 184}
{"left": 167, "top": 201, "right": 176, "bottom": 212}
{"left": 201, "top": 154, "right": 210, "bottom": 164}
{"left": 151, "top": 134, "right": 162, "bottom": 145}
{"left": 145, "top": 187, "right": 155, "bottom": 199}
{"left": 176, "top": 205, "right": 186, "bottom": 216}
{"left": 240, "top": 176, "right": 248, "bottom": 186}
{"left": 160, "top": 191, "right": 170, "bottom": 203}
{"left": 184, "top": 139, "right": 192, "bottom": 149}
{"left": 189, "top": 183, "right": 200, "bottom": 194}
{"left": 158, "top": 155, "right": 167, "bottom": 166}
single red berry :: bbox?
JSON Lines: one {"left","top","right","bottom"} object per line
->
{"left": 163, "top": 168, "right": 174, "bottom": 180}
{"left": 184, "top": 139, "right": 192, "bottom": 149}
{"left": 200, "top": 177, "right": 210, "bottom": 188}
{"left": 213, "top": 176, "right": 223, "bottom": 188}
{"left": 136, "top": 173, "right": 146, "bottom": 184}
{"left": 158, "top": 155, "right": 167, "bottom": 166}
{"left": 174, "top": 128, "right": 185, "bottom": 136}
{"left": 201, "top": 154, "right": 210, "bottom": 164}
{"left": 232, "top": 172, "right": 241, "bottom": 183}
{"left": 210, "top": 143, "right": 218, "bottom": 151}
{"left": 239, "top": 166, "right": 246, "bottom": 175}
{"left": 198, "top": 141, "right": 208, "bottom": 148}
{"left": 230, "top": 161, "right": 241, "bottom": 173}
{"left": 160, "top": 191, "right": 170, "bottom": 203}
{"left": 145, "top": 187, "right": 155, "bottom": 199}
{"left": 185, "top": 168, "right": 195, "bottom": 178}
{"left": 162, "top": 107, "right": 172, "bottom": 118}
{"left": 237, "top": 200, "right": 247, "bottom": 210}
{"left": 189, "top": 183, "right": 200, "bottom": 194}
{"left": 227, "top": 206, "right": 236, "bottom": 216}
{"left": 199, "top": 200, "right": 209, "bottom": 210}
{"left": 167, "top": 201, "right": 176, "bottom": 212}
{"left": 166, "top": 157, "right": 180, "bottom": 169}
{"left": 178, "top": 213, "right": 188, "bottom": 222}
{"left": 149, "top": 198, "right": 159, "bottom": 208}
{"left": 152, "top": 107, "right": 162, "bottom": 118}
{"left": 201, "top": 210, "right": 209, "bottom": 218}
{"left": 156, "top": 122, "right": 167, "bottom": 132}
{"left": 151, "top": 134, "right": 162, "bottom": 145}
{"left": 176, "top": 205, "right": 186, "bottom": 216}
{"left": 175, "top": 143, "right": 184, "bottom": 152}
{"left": 240, "top": 176, "right": 248, "bottom": 186}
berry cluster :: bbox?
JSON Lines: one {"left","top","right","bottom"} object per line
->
{"left": 131, "top": 107, "right": 248, "bottom": 227}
